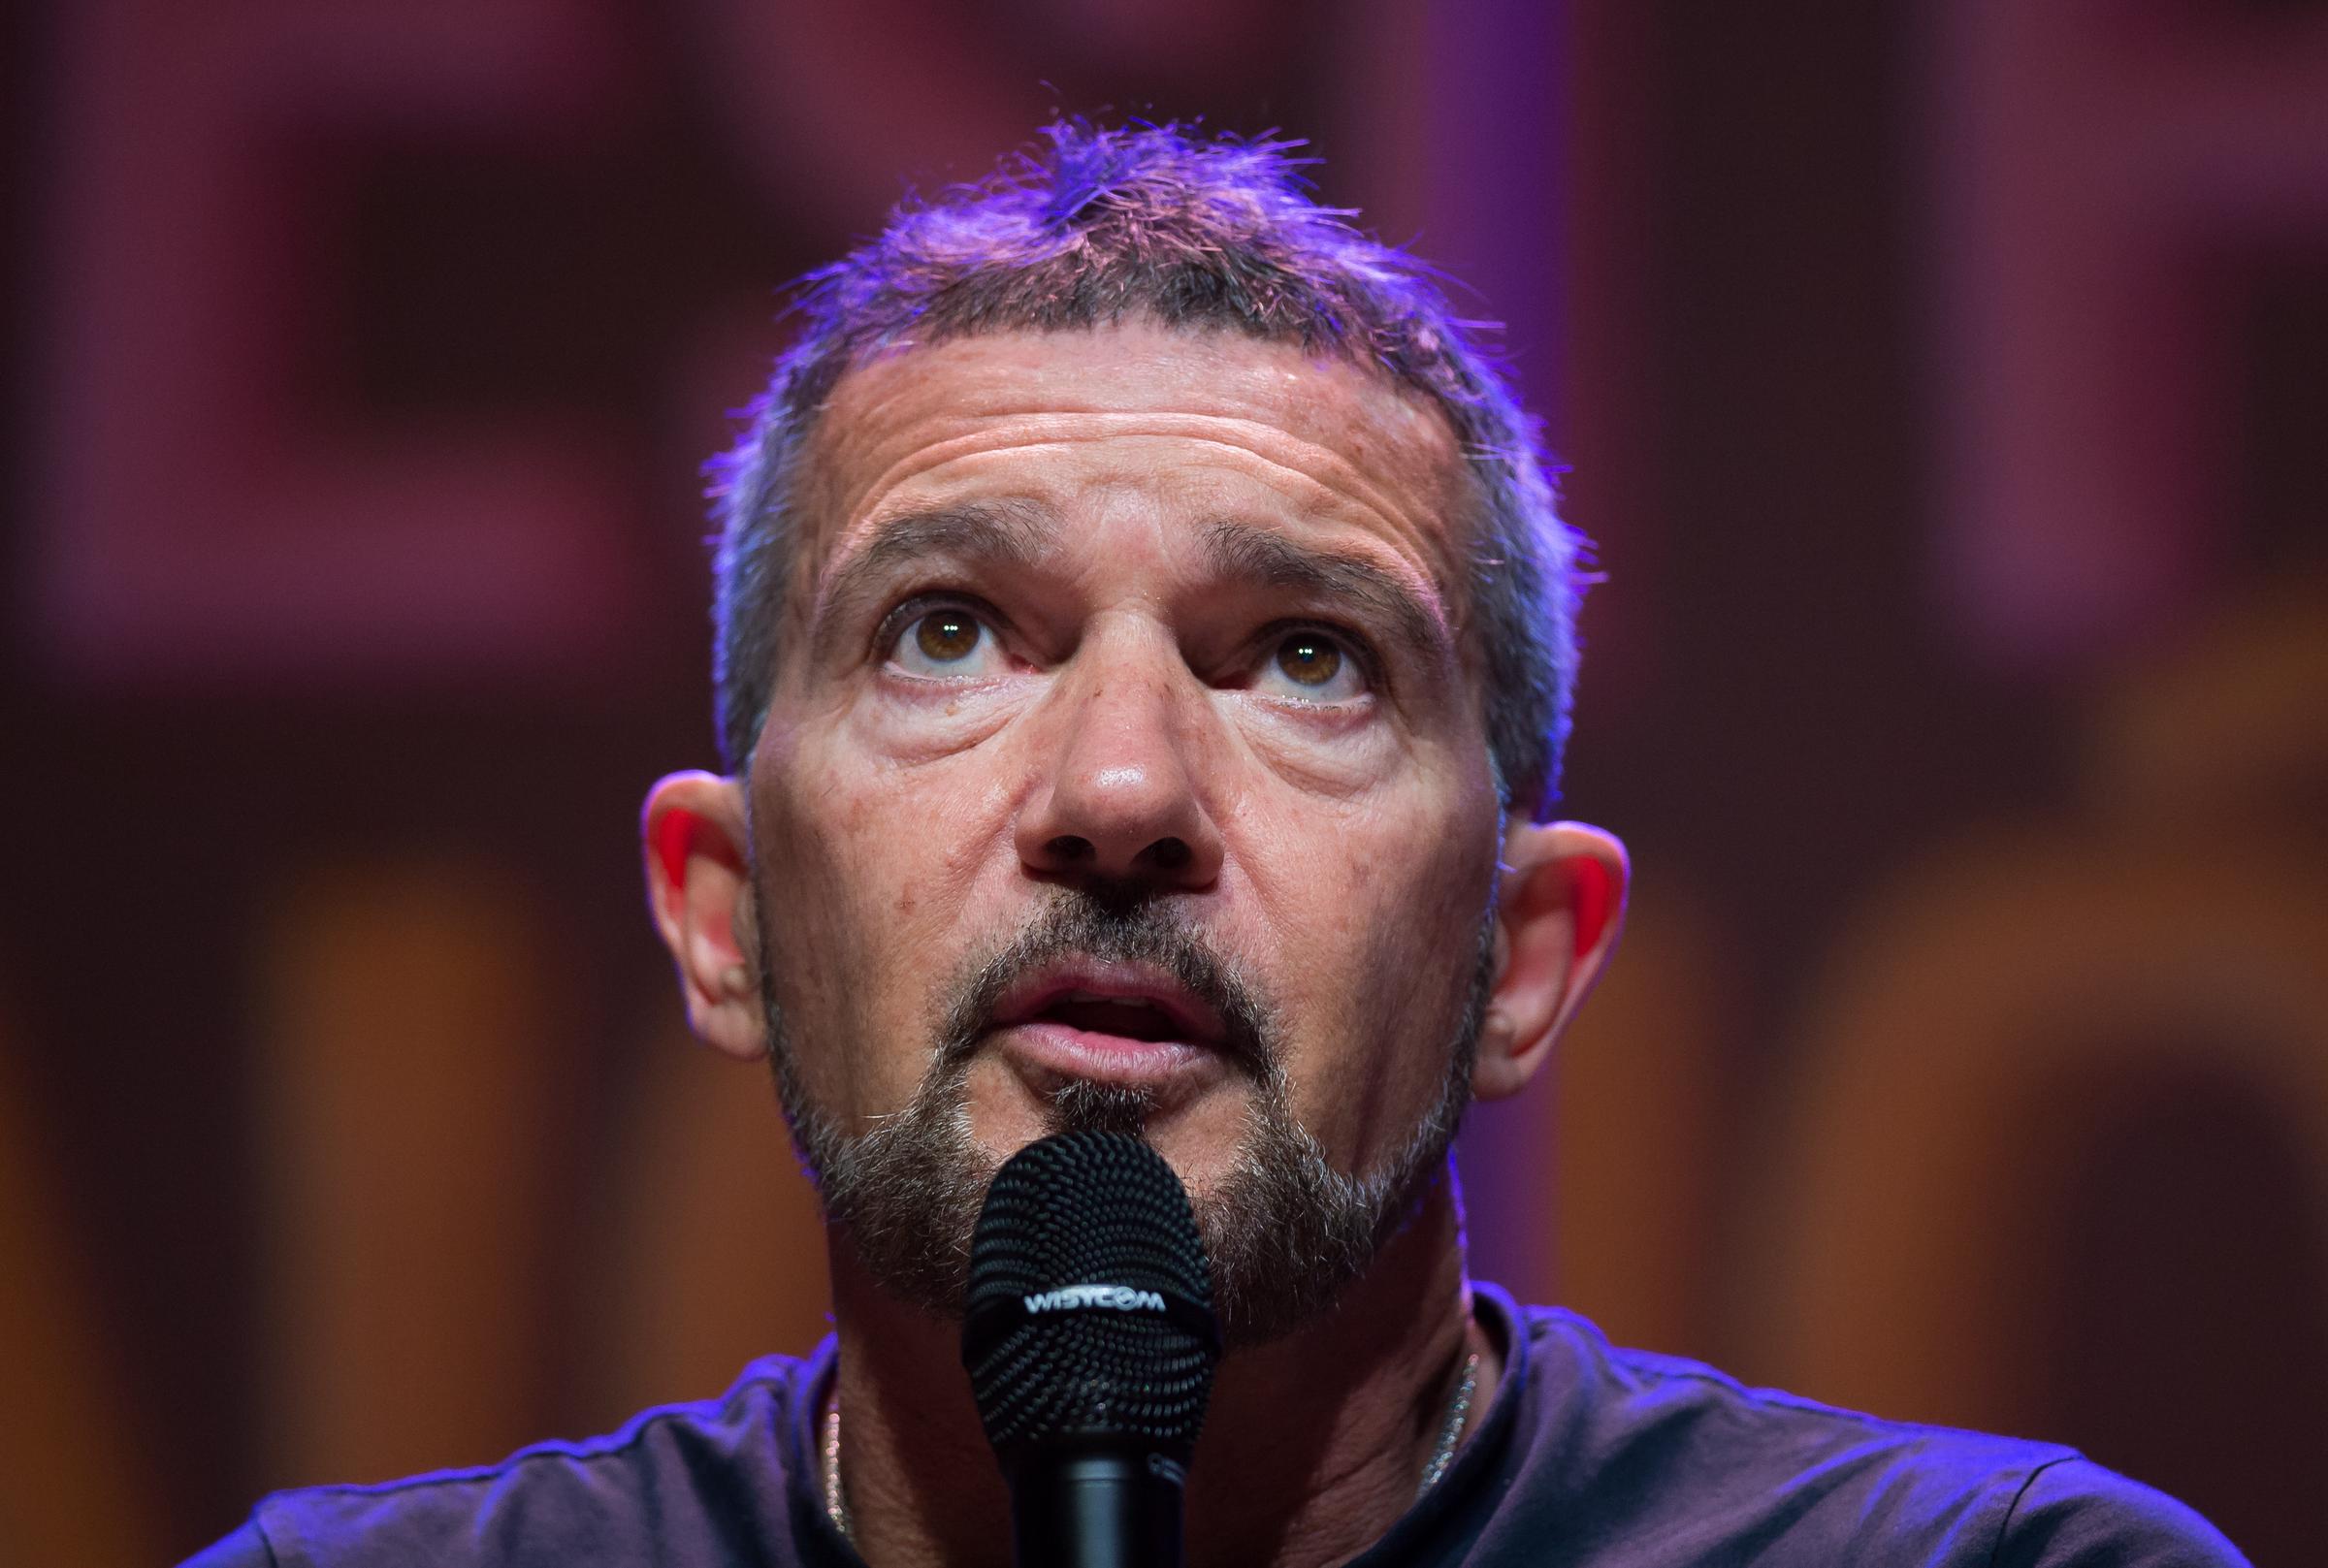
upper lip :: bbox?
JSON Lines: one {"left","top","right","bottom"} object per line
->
{"left": 988, "top": 958, "right": 1227, "bottom": 1045}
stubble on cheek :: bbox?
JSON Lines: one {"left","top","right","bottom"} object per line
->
{"left": 745, "top": 731, "right": 941, "bottom": 1130}
{"left": 1255, "top": 837, "right": 1488, "bottom": 1172}
{"left": 746, "top": 818, "right": 1006, "bottom": 1315}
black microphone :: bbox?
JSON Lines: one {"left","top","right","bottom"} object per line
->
{"left": 962, "top": 1131, "right": 1222, "bottom": 1568}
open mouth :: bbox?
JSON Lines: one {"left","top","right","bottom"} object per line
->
{"left": 1028, "top": 993, "right": 1188, "bottom": 1044}
{"left": 985, "top": 958, "right": 1233, "bottom": 1087}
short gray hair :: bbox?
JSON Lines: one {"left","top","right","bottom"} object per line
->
{"left": 708, "top": 121, "right": 1587, "bottom": 817}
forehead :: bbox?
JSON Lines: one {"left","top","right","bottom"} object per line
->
{"left": 792, "top": 322, "right": 1474, "bottom": 603}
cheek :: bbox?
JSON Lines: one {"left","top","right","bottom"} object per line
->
{"left": 768, "top": 723, "right": 998, "bottom": 919}
{"left": 1219, "top": 693, "right": 1404, "bottom": 800}
{"left": 1239, "top": 785, "right": 1498, "bottom": 1153}
{"left": 751, "top": 723, "right": 1017, "bottom": 1112}
{"left": 854, "top": 678, "right": 1038, "bottom": 766}
{"left": 1236, "top": 739, "right": 1495, "bottom": 957}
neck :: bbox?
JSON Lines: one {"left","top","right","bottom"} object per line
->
{"left": 824, "top": 1167, "right": 1492, "bottom": 1568}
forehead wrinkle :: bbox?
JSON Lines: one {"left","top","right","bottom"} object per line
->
{"left": 827, "top": 405, "right": 1455, "bottom": 566}
{"left": 1201, "top": 519, "right": 1452, "bottom": 666}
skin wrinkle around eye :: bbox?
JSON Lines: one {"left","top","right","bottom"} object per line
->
{"left": 1199, "top": 520, "right": 1446, "bottom": 676}
{"left": 809, "top": 498, "right": 1060, "bottom": 670}
{"left": 885, "top": 601, "right": 1370, "bottom": 710}
{"left": 818, "top": 504, "right": 1450, "bottom": 688}
{"left": 853, "top": 624, "right": 1400, "bottom": 810}
{"left": 828, "top": 511, "right": 1443, "bottom": 720}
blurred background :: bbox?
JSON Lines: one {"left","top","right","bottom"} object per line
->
{"left": 5, "top": 1, "right": 2324, "bottom": 1562}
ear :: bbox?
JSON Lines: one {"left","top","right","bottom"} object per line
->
{"left": 1472, "top": 821, "right": 1629, "bottom": 1102}
{"left": 641, "top": 771, "right": 767, "bottom": 1063}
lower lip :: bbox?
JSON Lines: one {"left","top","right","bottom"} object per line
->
{"left": 991, "top": 1020, "right": 1224, "bottom": 1091}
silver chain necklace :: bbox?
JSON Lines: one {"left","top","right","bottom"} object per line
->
{"left": 1415, "top": 1347, "right": 1481, "bottom": 1497}
{"left": 822, "top": 1396, "right": 850, "bottom": 1542}
{"left": 821, "top": 1342, "right": 1484, "bottom": 1545}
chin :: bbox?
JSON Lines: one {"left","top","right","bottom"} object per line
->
{"left": 967, "top": 1063, "right": 1246, "bottom": 1176}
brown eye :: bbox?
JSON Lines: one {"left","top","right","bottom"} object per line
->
{"left": 1276, "top": 634, "right": 1342, "bottom": 687}
{"left": 1258, "top": 628, "right": 1368, "bottom": 703}
{"left": 915, "top": 611, "right": 981, "bottom": 663}
{"left": 889, "top": 606, "right": 1005, "bottom": 679}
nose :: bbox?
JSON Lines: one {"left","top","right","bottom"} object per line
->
{"left": 1013, "top": 646, "right": 1225, "bottom": 893}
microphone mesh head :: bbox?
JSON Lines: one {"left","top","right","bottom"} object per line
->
{"left": 963, "top": 1132, "right": 1219, "bottom": 1459}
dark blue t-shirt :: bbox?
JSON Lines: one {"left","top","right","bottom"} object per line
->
{"left": 186, "top": 1286, "right": 2247, "bottom": 1566}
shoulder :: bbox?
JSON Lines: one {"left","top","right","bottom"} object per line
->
{"left": 179, "top": 1519, "right": 275, "bottom": 1567}
{"left": 1487, "top": 1295, "right": 2244, "bottom": 1564}
{"left": 1991, "top": 1456, "right": 2250, "bottom": 1566}
{"left": 1514, "top": 1297, "right": 2070, "bottom": 1490}
{"left": 191, "top": 1353, "right": 822, "bottom": 1568}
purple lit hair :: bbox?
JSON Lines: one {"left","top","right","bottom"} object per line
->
{"left": 708, "top": 121, "right": 1586, "bottom": 817}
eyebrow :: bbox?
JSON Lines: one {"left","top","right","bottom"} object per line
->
{"left": 805, "top": 503, "right": 1453, "bottom": 669}
{"left": 809, "top": 499, "right": 1058, "bottom": 639}
{"left": 1201, "top": 520, "right": 1451, "bottom": 664}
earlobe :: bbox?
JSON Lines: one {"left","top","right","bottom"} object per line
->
{"left": 1473, "top": 821, "right": 1629, "bottom": 1102}
{"left": 641, "top": 771, "right": 768, "bottom": 1063}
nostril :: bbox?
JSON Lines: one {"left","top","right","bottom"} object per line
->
{"left": 1145, "top": 838, "right": 1192, "bottom": 873}
{"left": 1046, "top": 834, "right": 1096, "bottom": 864}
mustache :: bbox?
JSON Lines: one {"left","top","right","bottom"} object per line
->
{"left": 930, "top": 889, "right": 1278, "bottom": 1078}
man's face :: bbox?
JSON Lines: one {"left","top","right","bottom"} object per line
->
{"left": 745, "top": 321, "right": 1506, "bottom": 1331}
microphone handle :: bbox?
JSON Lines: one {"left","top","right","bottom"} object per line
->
{"left": 1009, "top": 1441, "right": 1187, "bottom": 1568}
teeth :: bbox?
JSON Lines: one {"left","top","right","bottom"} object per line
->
{"left": 1063, "top": 990, "right": 1158, "bottom": 1009}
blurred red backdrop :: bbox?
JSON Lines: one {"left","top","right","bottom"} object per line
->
{"left": 4, "top": 2, "right": 2322, "bottom": 1563}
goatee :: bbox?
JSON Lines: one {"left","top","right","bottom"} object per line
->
{"left": 761, "top": 888, "right": 1490, "bottom": 1348}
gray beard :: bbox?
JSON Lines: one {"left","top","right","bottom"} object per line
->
{"left": 760, "top": 888, "right": 1492, "bottom": 1349}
